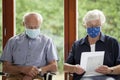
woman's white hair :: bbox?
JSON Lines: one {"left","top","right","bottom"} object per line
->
{"left": 23, "top": 12, "right": 43, "bottom": 23}
{"left": 83, "top": 9, "right": 106, "bottom": 25}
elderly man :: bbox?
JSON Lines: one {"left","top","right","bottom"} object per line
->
{"left": 64, "top": 9, "right": 120, "bottom": 80}
{"left": 0, "top": 12, "right": 58, "bottom": 80}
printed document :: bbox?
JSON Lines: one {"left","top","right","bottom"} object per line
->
{"left": 80, "top": 51, "right": 105, "bottom": 76}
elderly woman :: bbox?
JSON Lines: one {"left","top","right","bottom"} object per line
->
{"left": 64, "top": 9, "right": 120, "bottom": 80}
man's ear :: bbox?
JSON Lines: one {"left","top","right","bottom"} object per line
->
{"left": 23, "top": 22, "right": 25, "bottom": 27}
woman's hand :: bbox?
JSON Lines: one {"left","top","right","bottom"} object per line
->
{"left": 95, "top": 65, "right": 113, "bottom": 74}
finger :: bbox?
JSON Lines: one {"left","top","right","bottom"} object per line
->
{"left": 96, "top": 66, "right": 107, "bottom": 71}
{"left": 77, "top": 68, "right": 85, "bottom": 74}
{"left": 31, "top": 67, "right": 39, "bottom": 73}
{"left": 95, "top": 68, "right": 105, "bottom": 73}
{"left": 97, "top": 66, "right": 104, "bottom": 69}
{"left": 27, "top": 76, "right": 32, "bottom": 80}
{"left": 32, "top": 71, "right": 37, "bottom": 77}
{"left": 80, "top": 68, "right": 85, "bottom": 72}
{"left": 31, "top": 70, "right": 39, "bottom": 77}
{"left": 28, "top": 71, "right": 34, "bottom": 77}
{"left": 96, "top": 69, "right": 107, "bottom": 74}
{"left": 23, "top": 76, "right": 27, "bottom": 80}
{"left": 28, "top": 68, "right": 37, "bottom": 77}
{"left": 33, "top": 68, "right": 39, "bottom": 74}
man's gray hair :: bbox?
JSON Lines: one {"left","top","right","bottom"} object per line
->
{"left": 23, "top": 12, "right": 43, "bottom": 23}
{"left": 83, "top": 9, "right": 106, "bottom": 25}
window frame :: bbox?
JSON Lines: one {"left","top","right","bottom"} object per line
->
{"left": 64, "top": 0, "right": 77, "bottom": 80}
{"left": 2, "top": 0, "right": 14, "bottom": 80}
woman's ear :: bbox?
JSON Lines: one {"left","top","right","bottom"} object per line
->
{"left": 99, "top": 23, "right": 102, "bottom": 27}
{"left": 83, "top": 23, "right": 87, "bottom": 28}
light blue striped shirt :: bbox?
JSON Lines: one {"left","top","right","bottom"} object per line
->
{"left": 0, "top": 33, "right": 58, "bottom": 67}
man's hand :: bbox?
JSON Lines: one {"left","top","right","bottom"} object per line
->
{"left": 74, "top": 65, "right": 85, "bottom": 75}
{"left": 21, "top": 66, "right": 39, "bottom": 77}
{"left": 95, "top": 65, "right": 112, "bottom": 74}
{"left": 23, "top": 75, "right": 33, "bottom": 80}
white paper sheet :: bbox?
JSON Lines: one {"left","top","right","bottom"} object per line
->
{"left": 80, "top": 51, "right": 105, "bottom": 76}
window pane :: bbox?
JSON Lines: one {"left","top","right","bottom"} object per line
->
{"left": 16, "top": 0, "right": 64, "bottom": 79}
{"left": 78, "top": 0, "right": 120, "bottom": 43}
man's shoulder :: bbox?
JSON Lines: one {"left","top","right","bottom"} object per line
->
{"left": 5, "top": 33, "right": 25, "bottom": 46}
{"left": 39, "top": 35, "right": 53, "bottom": 43}
{"left": 10, "top": 33, "right": 25, "bottom": 40}
{"left": 39, "top": 34, "right": 51, "bottom": 39}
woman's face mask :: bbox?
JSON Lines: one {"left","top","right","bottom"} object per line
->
{"left": 25, "top": 28, "right": 40, "bottom": 39}
{"left": 87, "top": 27, "right": 100, "bottom": 38}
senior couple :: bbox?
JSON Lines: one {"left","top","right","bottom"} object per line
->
{"left": 0, "top": 9, "right": 120, "bottom": 80}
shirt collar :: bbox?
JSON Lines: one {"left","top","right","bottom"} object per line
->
{"left": 100, "top": 32, "right": 105, "bottom": 42}
{"left": 24, "top": 32, "right": 41, "bottom": 40}
{"left": 80, "top": 32, "right": 105, "bottom": 45}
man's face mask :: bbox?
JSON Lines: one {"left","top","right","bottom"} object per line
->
{"left": 25, "top": 28, "right": 40, "bottom": 39}
{"left": 87, "top": 27, "right": 100, "bottom": 38}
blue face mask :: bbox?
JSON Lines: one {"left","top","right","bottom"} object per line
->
{"left": 87, "top": 27, "right": 100, "bottom": 38}
{"left": 25, "top": 28, "right": 40, "bottom": 39}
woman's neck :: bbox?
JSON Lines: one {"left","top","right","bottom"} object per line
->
{"left": 88, "top": 35, "right": 100, "bottom": 45}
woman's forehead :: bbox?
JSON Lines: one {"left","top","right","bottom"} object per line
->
{"left": 87, "top": 19, "right": 101, "bottom": 24}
